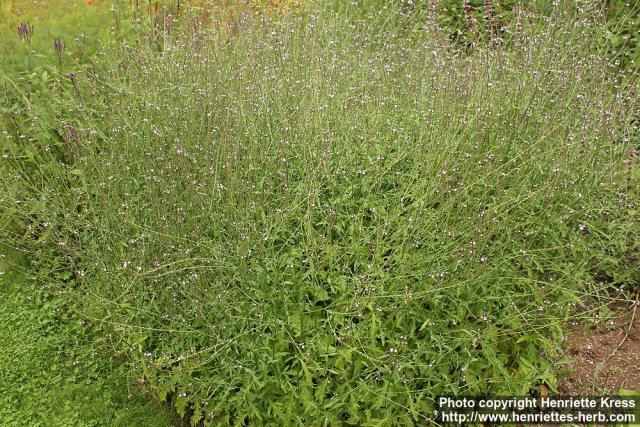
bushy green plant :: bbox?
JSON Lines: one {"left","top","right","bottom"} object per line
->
{"left": 2, "top": 1, "right": 638, "bottom": 425}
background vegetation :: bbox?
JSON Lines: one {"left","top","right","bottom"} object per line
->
{"left": 1, "top": 0, "right": 639, "bottom": 425}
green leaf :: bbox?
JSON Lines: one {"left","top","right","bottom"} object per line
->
{"left": 175, "top": 395, "right": 189, "bottom": 418}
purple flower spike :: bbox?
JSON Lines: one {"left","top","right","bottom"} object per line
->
{"left": 17, "top": 22, "right": 34, "bottom": 42}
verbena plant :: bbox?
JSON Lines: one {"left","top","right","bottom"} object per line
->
{"left": 1, "top": 1, "right": 638, "bottom": 425}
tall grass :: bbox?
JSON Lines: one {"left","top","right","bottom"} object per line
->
{"left": 1, "top": 1, "right": 638, "bottom": 424}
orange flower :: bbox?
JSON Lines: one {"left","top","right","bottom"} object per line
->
{"left": 87, "top": 0, "right": 94, "bottom": 5}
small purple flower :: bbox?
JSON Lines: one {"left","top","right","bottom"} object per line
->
{"left": 63, "top": 124, "right": 79, "bottom": 144}
{"left": 628, "top": 149, "right": 638, "bottom": 158}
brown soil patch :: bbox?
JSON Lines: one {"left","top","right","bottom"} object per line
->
{"left": 558, "top": 298, "right": 640, "bottom": 394}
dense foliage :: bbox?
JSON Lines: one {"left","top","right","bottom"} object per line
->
{"left": 1, "top": 1, "right": 639, "bottom": 425}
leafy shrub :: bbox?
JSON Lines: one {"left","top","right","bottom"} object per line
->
{"left": 2, "top": 1, "right": 638, "bottom": 425}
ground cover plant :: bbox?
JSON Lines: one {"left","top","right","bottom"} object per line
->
{"left": 1, "top": 0, "right": 639, "bottom": 425}
{"left": 0, "top": 251, "right": 178, "bottom": 426}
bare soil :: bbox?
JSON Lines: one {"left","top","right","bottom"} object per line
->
{"left": 558, "top": 298, "right": 640, "bottom": 394}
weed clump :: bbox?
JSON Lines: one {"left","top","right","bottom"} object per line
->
{"left": 2, "top": 2, "right": 638, "bottom": 425}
